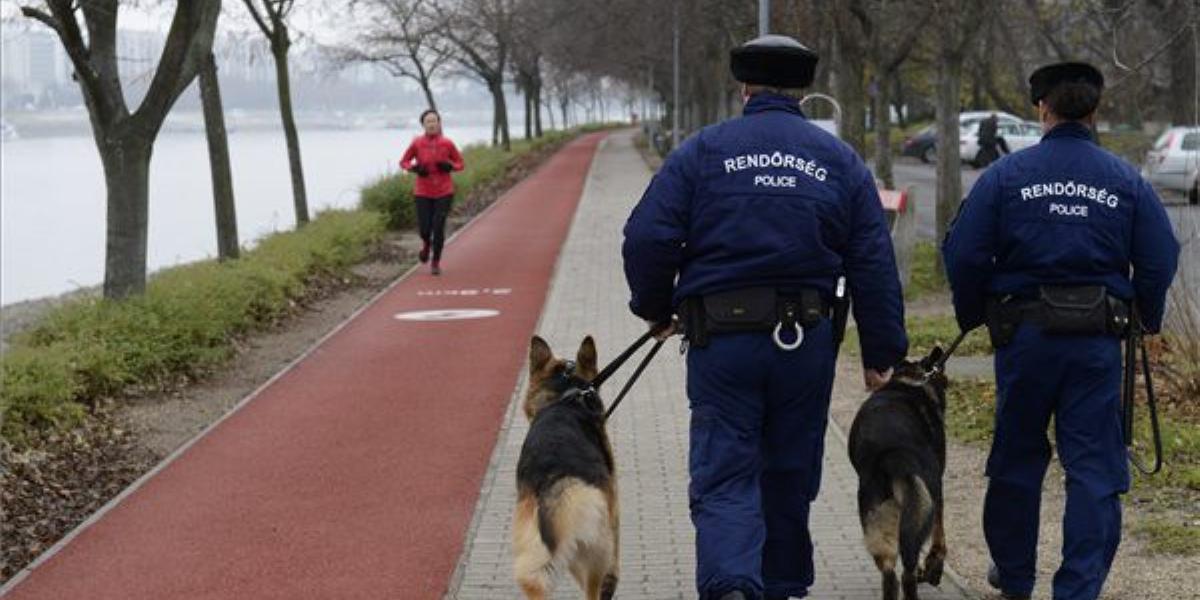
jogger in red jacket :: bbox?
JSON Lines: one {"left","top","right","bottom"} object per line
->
{"left": 400, "top": 109, "right": 464, "bottom": 275}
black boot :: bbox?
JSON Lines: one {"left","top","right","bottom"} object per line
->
{"left": 987, "top": 564, "right": 1031, "bottom": 600}
{"left": 718, "top": 592, "right": 747, "bottom": 600}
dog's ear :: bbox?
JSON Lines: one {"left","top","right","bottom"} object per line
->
{"left": 576, "top": 335, "right": 598, "bottom": 381}
{"left": 530, "top": 336, "right": 553, "bottom": 373}
{"left": 920, "top": 345, "right": 945, "bottom": 373}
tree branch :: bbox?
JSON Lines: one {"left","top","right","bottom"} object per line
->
{"left": 133, "top": 1, "right": 221, "bottom": 130}
{"left": 1109, "top": 21, "right": 1195, "bottom": 88}
{"left": 883, "top": 4, "right": 935, "bottom": 73}
{"left": 19, "top": 6, "right": 61, "bottom": 34}
{"left": 1023, "top": 0, "right": 1071, "bottom": 60}
{"left": 241, "top": 0, "right": 275, "bottom": 38}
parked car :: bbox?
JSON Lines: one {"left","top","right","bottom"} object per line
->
{"left": 901, "top": 112, "right": 1038, "bottom": 166}
{"left": 960, "top": 118, "right": 1042, "bottom": 167}
{"left": 900, "top": 124, "right": 937, "bottom": 163}
{"left": 1142, "top": 126, "right": 1200, "bottom": 205}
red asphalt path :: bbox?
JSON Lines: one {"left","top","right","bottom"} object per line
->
{"left": 3, "top": 133, "right": 607, "bottom": 600}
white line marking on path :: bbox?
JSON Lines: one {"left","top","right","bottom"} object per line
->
{"left": 393, "top": 309, "right": 501, "bottom": 321}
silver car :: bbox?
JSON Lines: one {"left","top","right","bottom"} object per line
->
{"left": 1143, "top": 126, "right": 1199, "bottom": 205}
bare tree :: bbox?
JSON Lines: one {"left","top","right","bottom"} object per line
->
{"left": 1149, "top": 0, "right": 1198, "bottom": 124}
{"left": 435, "top": 0, "right": 516, "bottom": 150}
{"left": 511, "top": 0, "right": 558, "bottom": 137}
{"left": 933, "top": 0, "right": 994, "bottom": 284}
{"left": 339, "top": 0, "right": 449, "bottom": 111}
{"left": 831, "top": 1, "right": 869, "bottom": 157}
{"left": 199, "top": 51, "right": 239, "bottom": 260}
{"left": 242, "top": 0, "right": 309, "bottom": 226}
{"left": 19, "top": 1, "right": 221, "bottom": 299}
{"left": 865, "top": 0, "right": 935, "bottom": 188}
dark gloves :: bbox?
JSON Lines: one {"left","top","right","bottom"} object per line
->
{"left": 437, "top": 161, "right": 454, "bottom": 173}
{"left": 410, "top": 164, "right": 429, "bottom": 177}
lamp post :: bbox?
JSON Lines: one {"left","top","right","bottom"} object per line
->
{"left": 672, "top": 0, "right": 680, "bottom": 149}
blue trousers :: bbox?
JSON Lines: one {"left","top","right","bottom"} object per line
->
{"left": 686, "top": 323, "right": 835, "bottom": 600}
{"left": 986, "top": 325, "right": 1128, "bottom": 600}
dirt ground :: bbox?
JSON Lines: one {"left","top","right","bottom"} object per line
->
{"left": 829, "top": 358, "right": 1199, "bottom": 600}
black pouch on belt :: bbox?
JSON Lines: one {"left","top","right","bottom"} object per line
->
{"left": 1037, "top": 285, "right": 1110, "bottom": 335}
{"left": 703, "top": 287, "right": 779, "bottom": 334}
{"left": 782, "top": 289, "right": 828, "bottom": 329}
{"left": 985, "top": 296, "right": 1021, "bottom": 349}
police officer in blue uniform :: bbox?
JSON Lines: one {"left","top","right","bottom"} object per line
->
{"left": 623, "top": 35, "right": 908, "bottom": 600}
{"left": 943, "top": 62, "right": 1179, "bottom": 600}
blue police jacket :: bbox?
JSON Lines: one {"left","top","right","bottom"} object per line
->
{"left": 622, "top": 92, "right": 908, "bottom": 370}
{"left": 943, "top": 121, "right": 1179, "bottom": 333}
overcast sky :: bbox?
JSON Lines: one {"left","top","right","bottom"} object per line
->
{"left": 0, "top": 1, "right": 358, "bottom": 46}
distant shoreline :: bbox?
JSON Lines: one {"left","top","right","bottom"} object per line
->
{"left": 0, "top": 107, "right": 513, "bottom": 142}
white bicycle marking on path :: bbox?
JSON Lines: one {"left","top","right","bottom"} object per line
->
{"left": 393, "top": 309, "right": 501, "bottom": 321}
{"left": 415, "top": 288, "right": 513, "bottom": 297}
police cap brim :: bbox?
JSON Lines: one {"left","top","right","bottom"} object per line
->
{"left": 730, "top": 35, "right": 819, "bottom": 89}
{"left": 1028, "top": 61, "right": 1104, "bottom": 105}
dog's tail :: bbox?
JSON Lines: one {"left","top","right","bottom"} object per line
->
{"left": 881, "top": 453, "right": 935, "bottom": 573}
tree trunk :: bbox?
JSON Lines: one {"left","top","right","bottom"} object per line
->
{"left": 533, "top": 83, "right": 543, "bottom": 136}
{"left": 934, "top": 53, "right": 965, "bottom": 285}
{"left": 1168, "top": 5, "right": 1197, "bottom": 125}
{"left": 833, "top": 22, "right": 867, "bottom": 157}
{"left": 524, "top": 92, "right": 533, "bottom": 140}
{"left": 100, "top": 138, "right": 153, "bottom": 299}
{"left": 419, "top": 76, "right": 438, "bottom": 112}
{"left": 874, "top": 70, "right": 895, "bottom": 189}
{"left": 970, "top": 66, "right": 984, "bottom": 109}
{"left": 491, "top": 80, "right": 511, "bottom": 150}
{"left": 272, "top": 42, "right": 309, "bottom": 226}
{"left": 199, "top": 52, "right": 239, "bottom": 261}
{"left": 561, "top": 96, "right": 569, "bottom": 128}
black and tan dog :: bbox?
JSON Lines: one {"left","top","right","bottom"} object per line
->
{"left": 513, "top": 336, "right": 619, "bottom": 600}
{"left": 848, "top": 347, "right": 949, "bottom": 600}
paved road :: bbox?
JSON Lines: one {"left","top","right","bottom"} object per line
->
{"left": 888, "top": 160, "right": 982, "bottom": 240}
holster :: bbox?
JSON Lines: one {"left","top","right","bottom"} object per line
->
{"left": 679, "top": 287, "right": 829, "bottom": 349}
{"left": 985, "top": 285, "right": 1130, "bottom": 349}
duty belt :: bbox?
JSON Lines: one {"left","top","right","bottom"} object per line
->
{"left": 985, "top": 285, "right": 1129, "bottom": 348}
{"left": 679, "top": 285, "right": 838, "bottom": 351}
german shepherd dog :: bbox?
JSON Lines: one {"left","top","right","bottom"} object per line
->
{"left": 848, "top": 347, "right": 949, "bottom": 600}
{"left": 513, "top": 336, "right": 619, "bottom": 600}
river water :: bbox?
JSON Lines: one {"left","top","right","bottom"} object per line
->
{"left": 0, "top": 118, "right": 498, "bottom": 305}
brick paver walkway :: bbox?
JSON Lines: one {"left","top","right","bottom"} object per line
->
{"left": 448, "top": 130, "right": 974, "bottom": 600}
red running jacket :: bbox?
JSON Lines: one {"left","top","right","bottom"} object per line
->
{"left": 400, "top": 134, "right": 464, "bottom": 198}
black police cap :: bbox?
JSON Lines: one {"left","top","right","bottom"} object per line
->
{"left": 730, "top": 34, "right": 819, "bottom": 89}
{"left": 1028, "top": 61, "right": 1104, "bottom": 105}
